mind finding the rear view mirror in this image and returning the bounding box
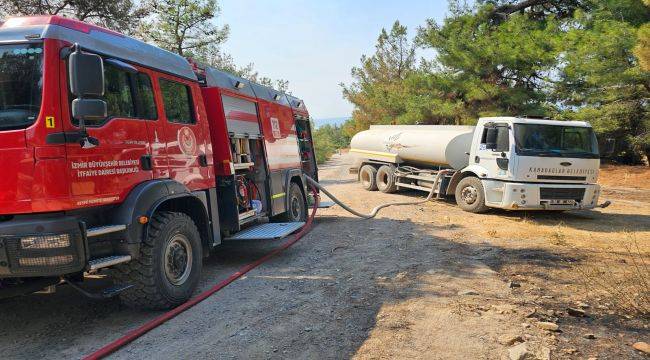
[68,45,105,149]
[69,48,104,97]
[71,98,107,122]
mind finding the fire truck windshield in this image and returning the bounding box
[0,43,43,131]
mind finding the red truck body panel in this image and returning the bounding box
[202,86,302,176]
[0,15,312,216]
[0,15,319,295]
[258,99,301,171]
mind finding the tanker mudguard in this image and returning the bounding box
[111,179,209,245]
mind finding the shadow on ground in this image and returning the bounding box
[0,213,645,359]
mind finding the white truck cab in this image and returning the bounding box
[350,117,607,213]
[467,117,602,211]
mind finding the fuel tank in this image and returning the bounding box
[350,125,475,170]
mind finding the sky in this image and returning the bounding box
[219,0,450,120]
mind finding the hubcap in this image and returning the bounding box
[461,185,478,205]
[291,195,302,219]
[164,234,192,286]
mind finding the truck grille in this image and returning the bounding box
[540,188,585,201]
[537,175,587,181]
[0,233,85,277]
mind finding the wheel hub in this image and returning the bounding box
[291,196,301,219]
[461,185,478,205]
[164,234,192,286]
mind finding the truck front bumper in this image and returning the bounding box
[483,180,601,211]
[0,216,87,278]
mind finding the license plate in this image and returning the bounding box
[549,199,575,205]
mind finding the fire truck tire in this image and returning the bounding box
[280,182,307,222]
[115,211,203,310]
[376,165,398,193]
[455,176,490,213]
[359,165,378,191]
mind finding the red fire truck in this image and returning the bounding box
[0,15,319,309]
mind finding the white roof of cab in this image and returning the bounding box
[479,117,592,127]
[0,16,197,81]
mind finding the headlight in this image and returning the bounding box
[20,234,71,249]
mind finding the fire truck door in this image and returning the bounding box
[156,76,211,190]
[136,72,169,179]
[259,102,301,216]
[62,61,153,207]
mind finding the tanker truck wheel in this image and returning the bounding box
[455,177,490,213]
[376,165,398,193]
[359,165,378,191]
[115,211,203,310]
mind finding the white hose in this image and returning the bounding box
[305,171,450,219]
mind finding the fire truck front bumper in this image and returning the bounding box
[0,216,87,278]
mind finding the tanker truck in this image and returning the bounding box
[350,117,610,213]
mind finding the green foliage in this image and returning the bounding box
[139,0,229,57]
[341,21,417,133]
[415,9,561,123]
[0,0,143,33]
[556,1,650,163]
[312,122,352,164]
[635,2,650,71]
[139,0,289,92]
[342,0,650,164]
[0,0,289,92]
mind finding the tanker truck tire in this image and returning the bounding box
[376,165,398,193]
[115,211,203,310]
[455,177,490,213]
[359,165,378,191]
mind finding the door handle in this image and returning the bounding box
[198,154,208,167]
[141,154,153,170]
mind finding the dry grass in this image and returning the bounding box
[598,165,650,189]
[573,234,650,318]
[547,222,568,246]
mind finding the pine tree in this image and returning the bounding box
[0,0,144,33]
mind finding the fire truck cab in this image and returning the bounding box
[0,16,318,309]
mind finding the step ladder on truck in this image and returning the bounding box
[0,15,322,309]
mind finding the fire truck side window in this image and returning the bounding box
[70,62,136,126]
[135,73,157,120]
[159,78,195,124]
[102,63,135,122]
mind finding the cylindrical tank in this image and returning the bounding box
[350,125,476,170]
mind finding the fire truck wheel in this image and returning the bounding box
[359,165,378,191]
[115,211,203,310]
[281,182,307,222]
[376,165,398,193]
[455,176,490,213]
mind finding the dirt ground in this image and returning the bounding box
[0,153,648,359]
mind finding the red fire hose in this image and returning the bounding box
[84,189,320,360]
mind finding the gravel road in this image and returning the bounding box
[1,152,647,360]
